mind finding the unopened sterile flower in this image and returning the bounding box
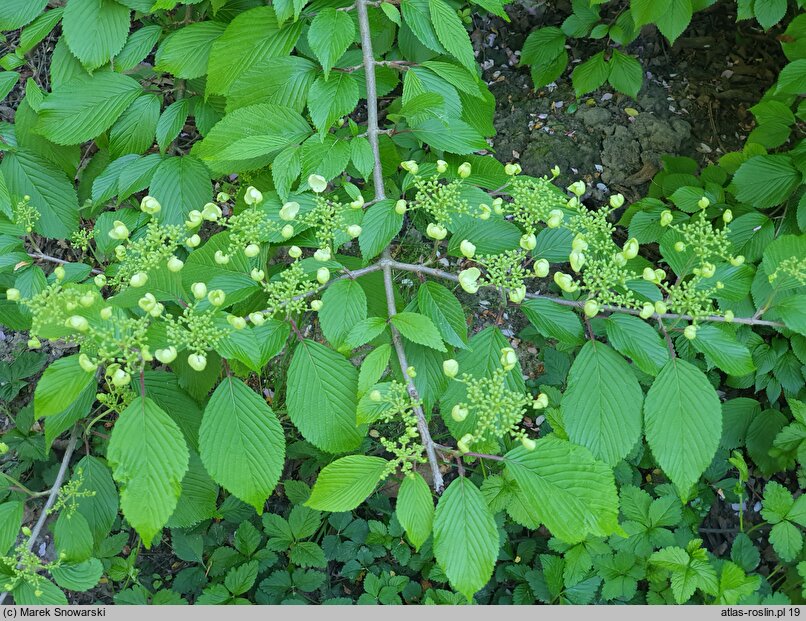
[202,202,222,221]
[314,247,331,262]
[443,359,459,378]
[458,267,481,293]
[460,239,476,258]
[244,244,260,257]
[244,186,263,205]
[426,223,447,240]
[279,201,300,221]
[317,267,330,284]
[140,196,161,215]
[519,233,537,251]
[500,347,518,371]
[457,162,472,178]
[308,174,328,193]
[534,259,550,278]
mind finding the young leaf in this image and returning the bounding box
[73,456,118,545]
[358,343,392,395]
[107,397,190,548]
[308,8,355,78]
[115,24,161,72]
[571,51,609,97]
[655,0,693,43]
[691,324,756,376]
[644,359,722,495]
[562,341,644,465]
[397,472,434,551]
[605,314,669,376]
[62,0,131,71]
[522,298,585,345]
[733,154,802,209]
[308,73,360,135]
[0,0,48,30]
[154,21,226,80]
[306,455,388,511]
[200,378,284,513]
[156,99,189,155]
[149,155,211,227]
[428,0,476,71]
[417,281,469,349]
[0,502,23,554]
[520,27,566,68]
[390,311,447,352]
[433,477,498,602]
[358,199,404,260]
[109,94,160,158]
[320,279,368,350]
[34,354,95,418]
[287,339,364,452]
[607,50,643,98]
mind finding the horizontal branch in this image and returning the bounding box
[28,252,104,275]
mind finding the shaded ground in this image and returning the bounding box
[475,1,784,201]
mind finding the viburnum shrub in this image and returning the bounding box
[0,0,804,607]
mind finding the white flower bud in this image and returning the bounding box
[227,315,247,330]
[519,233,537,251]
[698,196,710,210]
[214,251,230,265]
[108,221,130,240]
[140,196,161,215]
[583,299,599,318]
[569,250,585,272]
[201,202,222,221]
[660,210,674,227]
[188,353,207,371]
[504,162,522,176]
[191,282,207,299]
[155,347,177,364]
[308,174,328,193]
[500,347,518,371]
[394,199,407,215]
[458,267,481,294]
[571,236,588,252]
[138,293,157,312]
[280,224,295,239]
[244,244,260,257]
[244,186,263,205]
[521,437,536,451]
[79,354,97,373]
[550,165,561,177]
[436,160,448,173]
[217,192,230,202]
[700,262,716,279]
[112,368,131,387]
[567,181,586,196]
[730,255,745,266]
[347,225,362,238]
[426,223,447,240]
[250,268,265,281]
[509,286,526,304]
[288,245,302,259]
[370,389,383,402]
[622,238,639,260]
[639,302,655,319]
[451,404,468,422]
[546,209,563,228]
[100,306,113,320]
[459,239,476,259]
[349,196,365,209]
[130,272,148,288]
[54,266,66,281]
[314,247,331,262]
[723,209,733,223]
[642,267,657,282]
[724,310,735,323]
[684,325,698,340]
[400,160,419,174]
[457,433,473,453]
[553,272,578,293]
[316,267,330,284]
[654,301,667,315]
[310,299,323,311]
[167,256,184,272]
[249,312,265,326]
[443,359,459,378]
[279,201,300,221]
[533,393,549,409]
[94,274,107,287]
[534,259,550,278]
[208,290,226,307]
[5,288,20,301]
[457,162,472,178]
[186,234,201,248]
[609,194,625,209]
[478,204,491,220]
[185,210,203,229]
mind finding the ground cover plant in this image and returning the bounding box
[0,0,804,606]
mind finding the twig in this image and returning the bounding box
[28,252,104,275]
[0,427,80,605]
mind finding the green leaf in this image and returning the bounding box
[520,27,566,68]
[410,117,489,154]
[396,472,434,551]
[358,199,403,261]
[287,339,364,452]
[62,0,130,71]
[13,578,67,605]
[207,6,301,96]
[115,24,161,72]
[605,314,669,376]
[156,99,189,155]
[733,154,802,209]
[38,72,142,145]
[73,455,118,544]
[308,9,354,78]
[655,0,692,43]
[149,155,211,227]
[306,455,388,511]
[607,50,643,98]
[215,320,290,373]
[191,103,312,176]
[154,21,225,79]
[200,378,284,513]
[225,561,259,596]
[320,279,368,350]
[0,72,20,101]
[504,438,620,543]
[0,0,47,30]
[0,149,79,238]
[34,354,95,418]
[754,0,787,29]
[644,359,722,495]
[530,49,568,88]
[777,59,806,95]
[226,57,317,115]
[571,51,609,97]
[428,0,476,71]
[521,298,584,345]
[308,73,359,135]
[53,509,94,562]
[391,312,446,352]
[769,521,803,562]
[0,501,23,554]
[774,295,806,336]
[562,341,644,465]
[51,558,103,593]
[433,477,498,602]
[402,0,445,53]
[358,344,391,395]
[110,94,160,158]
[417,282,468,350]
[107,396,190,548]
[691,324,756,376]
[631,0,669,26]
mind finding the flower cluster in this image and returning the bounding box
[163,286,229,371]
[256,258,320,318]
[442,352,544,454]
[12,195,39,233]
[506,168,566,235]
[458,249,530,303]
[292,175,362,253]
[368,381,425,477]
